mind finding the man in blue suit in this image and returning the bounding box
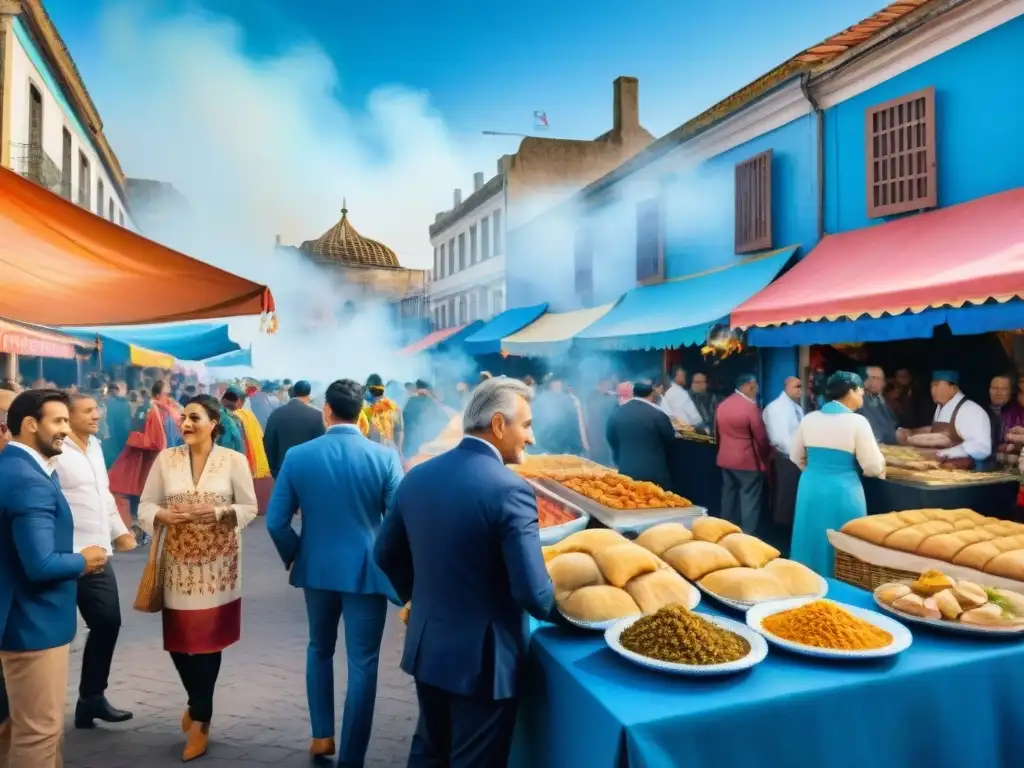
[375,376,561,767]
[266,378,403,766]
[0,389,108,765]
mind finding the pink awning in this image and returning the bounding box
[731,187,1024,328]
[398,324,468,356]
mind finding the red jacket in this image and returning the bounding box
[715,392,770,472]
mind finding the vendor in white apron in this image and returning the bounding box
[897,371,992,469]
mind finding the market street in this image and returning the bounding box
[63,519,418,767]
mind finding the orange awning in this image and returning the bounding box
[0,318,90,360]
[0,166,274,325]
[398,324,470,356]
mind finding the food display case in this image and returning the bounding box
[529,479,591,545]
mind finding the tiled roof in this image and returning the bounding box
[301,203,400,268]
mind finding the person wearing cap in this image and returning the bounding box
[263,381,325,478]
[898,371,992,468]
[715,374,770,533]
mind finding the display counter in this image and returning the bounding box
[669,437,721,515]
[509,579,1024,768]
[864,475,1020,521]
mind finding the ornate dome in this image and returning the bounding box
[302,202,400,268]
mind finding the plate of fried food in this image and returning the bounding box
[560,473,693,511]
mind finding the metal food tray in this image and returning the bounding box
[527,479,591,546]
[535,478,706,536]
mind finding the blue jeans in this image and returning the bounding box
[303,589,388,768]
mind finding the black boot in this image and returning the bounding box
[75,696,134,728]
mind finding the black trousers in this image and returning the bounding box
[170,652,222,723]
[770,450,801,526]
[408,682,519,768]
[77,563,122,699]
[720,469,764,534]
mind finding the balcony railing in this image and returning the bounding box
[10,142,63,196]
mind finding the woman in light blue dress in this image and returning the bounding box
[789,372,886,576]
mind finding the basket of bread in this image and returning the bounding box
[632,518,824,609]
[543,529,700,630]
[832,509,1024,593]
[874,569,1024,635]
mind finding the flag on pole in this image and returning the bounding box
[533,111,549,131]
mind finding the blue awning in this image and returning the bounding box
[63,322,240,360]
[434,320,486,352]
[746,299,1024,347]
[204,347,253,368]
[574,246,797,351]
[463,304,548,355]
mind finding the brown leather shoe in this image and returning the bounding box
[182,721,209,762]
[309,737,336,757]
[181,710,192,733]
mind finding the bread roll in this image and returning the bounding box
[624,569,697,614]
[882,520,955,553]
[690,517,741,543]
[662,541,740,581]
[547,528,629,558]
[894,510,931,526]
[547,552,604,593]
[992,534,1024,553]
[559,585,640,622]
[592,544,660,589]
[719,533,780,569]
[763,558,821,596]
[634,523,693,556]
[917,529,994,562]
[841,514,903,546]
[700,568,787,602]
[952,541,1001,573]
[919,509,965,524]
[984,550,1024,581]
[981,522,1018,538]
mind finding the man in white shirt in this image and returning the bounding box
[762,377,804,526]
[56,394,136,729]
[661,368,703,429]
[898,371,993,467]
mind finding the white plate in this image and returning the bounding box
[698,573,829,611]
[746,597,913,659]
[873,595,1024,637]
[559,583,701,631]
[604,612,768,675]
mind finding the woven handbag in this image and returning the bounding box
[133,522,167,613]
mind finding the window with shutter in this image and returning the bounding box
[635,198,663,284]
[734,149,772,254]
[866,87,937,218]
[574,227,594,306]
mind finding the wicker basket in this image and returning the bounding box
[834,549,922,592]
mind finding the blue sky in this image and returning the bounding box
[49,0,885,142]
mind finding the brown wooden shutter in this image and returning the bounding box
[635,198,664,284]
[866,86,937,218]
[735,149,773,254]
[574,227,593,306]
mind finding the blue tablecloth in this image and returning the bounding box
[510,580,1024,768]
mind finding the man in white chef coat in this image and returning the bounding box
[762,377,804,525]
[55,393,136,729]
[899,371,992,467]
[661,367,703,429]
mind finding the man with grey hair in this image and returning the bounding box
[858,365,898,445]
[375,376,560,766]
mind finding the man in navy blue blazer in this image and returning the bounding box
[0,389,108,765]
[266,378,403,766]
[375,376,561,767]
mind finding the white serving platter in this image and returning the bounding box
[605,612,768,676]
[872,595,1024,638]
[697,572,829,612]
[746,597,913,660]
[559,582,701,632]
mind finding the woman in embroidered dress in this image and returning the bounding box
[137,394,257,762]
[359,373,403,455]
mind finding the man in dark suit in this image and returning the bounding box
[375,377,560,767]
[266,379,403,763]
[606,379,675,489]
[0,390,108,765]
[402,380,449,458]
[715,374,771,533]
[263,380,325,478]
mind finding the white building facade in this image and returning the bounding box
[0,0,134,229]
[428,168,507,330]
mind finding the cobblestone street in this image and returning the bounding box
[63,519,417,767]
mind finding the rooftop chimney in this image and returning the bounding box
[453,188,462,207]
[497,154,513,176]
[473,172,484,191]
[274,234,281,246]
[435,212,444,223]
[613,76,639,136]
